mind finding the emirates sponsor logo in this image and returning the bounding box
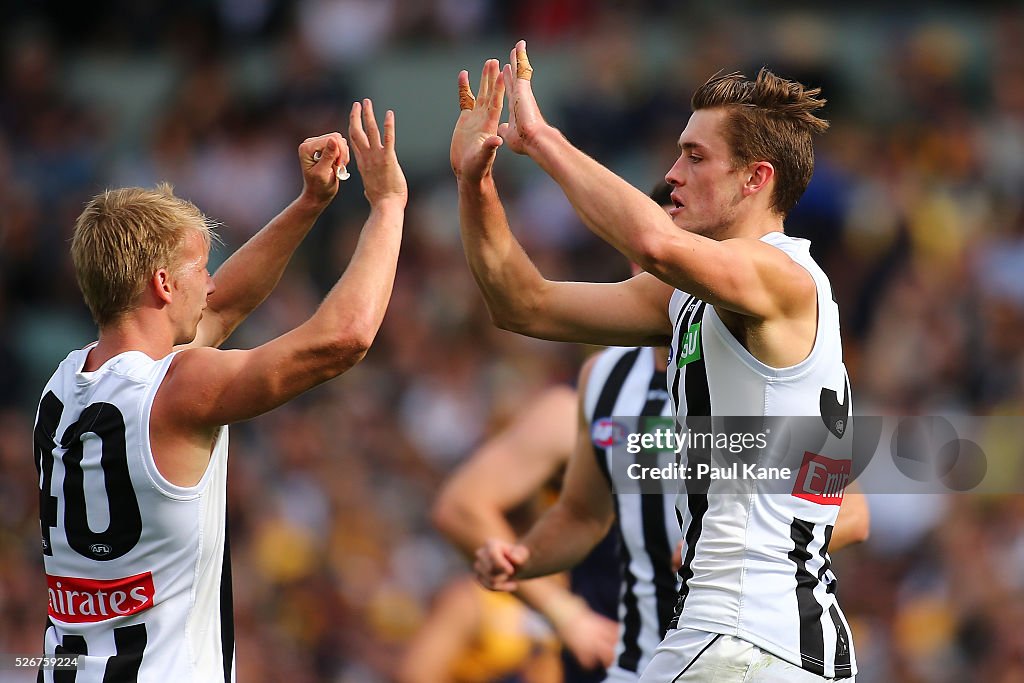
[792,451,850,505]
[46,572,155,623]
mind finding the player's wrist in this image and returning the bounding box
[543,592,587,632]
[295,188,334,214]
[522,123,562,158]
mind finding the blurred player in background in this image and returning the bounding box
[453,43,858,681]
[433,383,620,682]
[398,494,564,683]
[33,100,405,682]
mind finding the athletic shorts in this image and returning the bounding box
[639,628,856,682]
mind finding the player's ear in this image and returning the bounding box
[743,161,774,198]
[151,268,173,305]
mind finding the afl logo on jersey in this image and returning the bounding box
[90,543,113,557]
[591,418,627,448]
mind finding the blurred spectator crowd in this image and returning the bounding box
[2,2,1024,681]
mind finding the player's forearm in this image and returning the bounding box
[513,576,588,627]
[207,193,329,343]
[433,496,518,559]
[306,199,405,362]
[515,502,611,580]
[527,127,681,271]
[457,178,549,333]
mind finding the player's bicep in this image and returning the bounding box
[654,237,814,319]
[160,329,358,428]
[525,273,674,346]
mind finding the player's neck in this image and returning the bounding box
[86,314,175,371]
[725,209,785,241]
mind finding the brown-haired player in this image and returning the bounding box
[453,43,857,682]
[34,100,405,681]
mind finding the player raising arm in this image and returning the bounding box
[34,100,405,682]
[453,43,860,681]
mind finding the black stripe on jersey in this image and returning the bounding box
[590,347,642,671]
[54,628,85,683]
[817,524,837,594]
[618,366,673,672]
[789,518,826,676]
[817,525,853,676]
[220,518,235,682]
[828,605,853,677]
[102,623,147,683]
[673,302,711,624]
[591,348,643,486]
[669,296,697,413]
[639,372,677,639]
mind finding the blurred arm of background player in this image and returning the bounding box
[473,356,618,586]
[395,579,482,683]
[180,126,350,350]
[831,484,870,550]
[451,59,674,348]
[433,385,618,670]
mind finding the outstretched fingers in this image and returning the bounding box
[362,99,382,149]
[514,39,533,81]
[349,101,369,150]
[382,109,395,151]
[458,70,475,111]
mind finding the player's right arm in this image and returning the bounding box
[154,101,406,432]
[475,355,617,588]
[452,60,673,347]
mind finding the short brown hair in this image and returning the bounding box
[71,183,215,326]
[691,68,829,216]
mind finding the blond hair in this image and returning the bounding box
[71,183,215,326]
[691,68,829,216]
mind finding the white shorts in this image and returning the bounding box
[639,628,856,682]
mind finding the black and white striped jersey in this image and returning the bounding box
[34,346,235,682]
[585,346,683,681]
[666,232,856,679]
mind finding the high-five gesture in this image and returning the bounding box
[498,40,549,156]
[451,59,506,183]
[349,99,407,207]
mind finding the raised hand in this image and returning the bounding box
[498,40,549,156]
[474,538,529,591]
[299,132,350,205]
[451,58,506,183]
[349,99,408,207]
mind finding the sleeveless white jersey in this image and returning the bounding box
[584,347,682,681]
[665,232,856,679]
[33,347,234,683]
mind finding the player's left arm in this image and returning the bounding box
[510,355,617,581]
[830,483,869,551]
[499,41,814,320]
[185,133,350,349]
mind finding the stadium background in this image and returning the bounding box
[2,1,1023,681]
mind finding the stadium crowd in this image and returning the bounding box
[2,2,1024,681]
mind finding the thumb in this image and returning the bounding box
[320,138,338,163]
[484,135,503,150]
[508,544,529,566]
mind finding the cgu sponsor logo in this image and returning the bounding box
[46,572,155,624]
[792,451,850,505]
